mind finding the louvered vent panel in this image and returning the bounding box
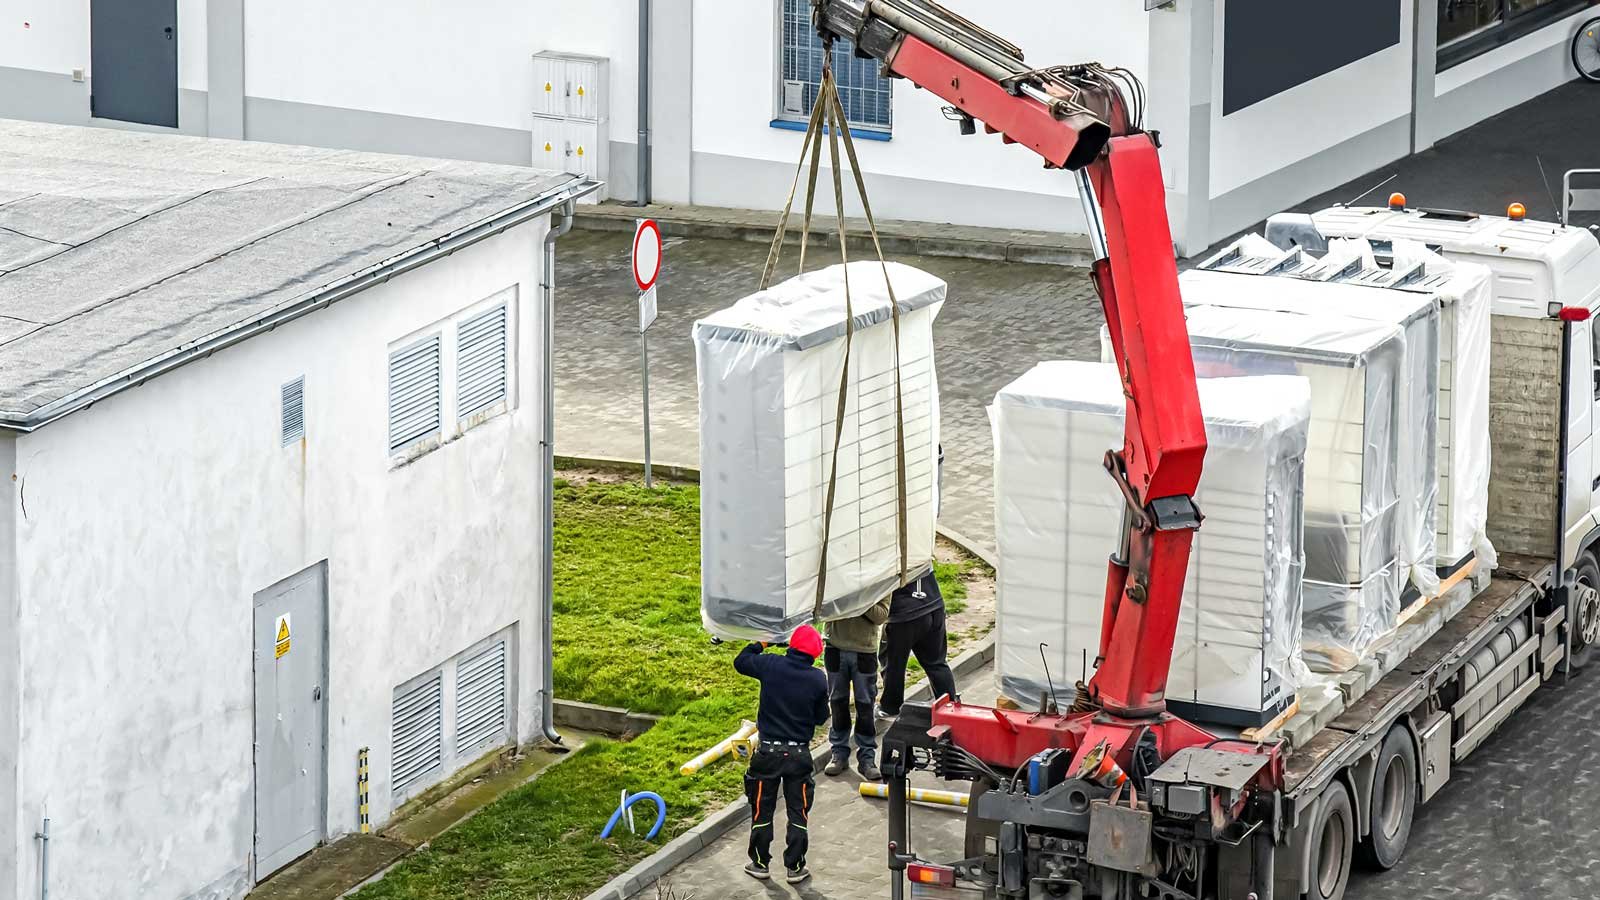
[391,674,443,793]
[457,305,509,418]
[281,377,305,445]
[455,640,509,752]
[389,336,441,453]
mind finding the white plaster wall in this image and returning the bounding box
[0,434,17,900]
[7,222,548,900]
[1208,0,1414,199]
[688,0,1150,209]
[0,0,207,89]
[244,0,639,143]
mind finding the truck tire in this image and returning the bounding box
[1570,553,1600,672]
[1356,726,1417,870]
[1305,782,1354,900]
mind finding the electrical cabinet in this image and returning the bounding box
[532,51,609,202]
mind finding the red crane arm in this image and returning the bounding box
[814,0,1207,717]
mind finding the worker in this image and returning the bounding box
[734,623,830,884]
[878,572,957,718]
[823,595,890,781]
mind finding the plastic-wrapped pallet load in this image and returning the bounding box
[1127,305,1408,672]
[1180,247,1442,599]
[695,261,944,641]
[993,361,1310,726]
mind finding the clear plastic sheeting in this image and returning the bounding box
[1176,264,1442,598]
[1160,305,1408,673]
[695,261,945,641]
[992,362,1309,724]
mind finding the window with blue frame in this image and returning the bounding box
[777,0,892,133]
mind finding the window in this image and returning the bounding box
[388,335,442,455]
[457,303,509,420]
[1438,0,1587,69]
[280,377,305,446]
[777,0,892,132]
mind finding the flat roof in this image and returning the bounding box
[0,118,590,428]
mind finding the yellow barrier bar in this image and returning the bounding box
[858,782,970,807]
[680,720,758,775]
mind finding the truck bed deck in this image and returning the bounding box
[1283,553,1553,799]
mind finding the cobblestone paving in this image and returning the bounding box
[554,228,1102,555]
[555,229,1600,900]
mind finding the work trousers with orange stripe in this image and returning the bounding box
[745,746,816,870]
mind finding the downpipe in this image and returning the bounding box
[34,818,49,900]
[539,200,578,749]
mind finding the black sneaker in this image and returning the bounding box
[858,758,882,781]
[876,706,897,722]
[823,753,849,776]
[786,864,812,884]
[744,861,770,880]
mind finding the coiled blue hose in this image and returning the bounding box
[601,790,666,841]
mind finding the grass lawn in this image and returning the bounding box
[353,475,980,900]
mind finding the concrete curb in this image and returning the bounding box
[573,201,1093,269]
[555,454,999,565]
[554,698,661,738]
[582,632,997,900]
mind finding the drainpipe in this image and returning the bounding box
[632,0,652,206]
[34,818,49,900]
[539,199,577,749]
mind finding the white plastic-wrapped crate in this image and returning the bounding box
[1166,305,1408,673]
[1180,252,1441,598]
[695,261,944,641]
[993,361,1309,726]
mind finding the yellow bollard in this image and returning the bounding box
[858,782,970,807]
[680,720,758,775]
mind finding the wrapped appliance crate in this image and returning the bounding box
[694,261,944,641]
[993,361,1310,726]
[1180,254,1441,598]
[1170,305,1409,673]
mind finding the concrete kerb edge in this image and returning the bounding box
[564,455,998,900]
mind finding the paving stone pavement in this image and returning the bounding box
[554,228,1102,554]
[555,229,1600,899]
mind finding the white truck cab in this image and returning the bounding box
[1270,204,1600,588]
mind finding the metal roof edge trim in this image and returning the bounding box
[0,177,603,433]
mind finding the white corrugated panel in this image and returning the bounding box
[391,674,442,794]
[458,304,508,418]
[455,641,509,752]
[388,336,441,453]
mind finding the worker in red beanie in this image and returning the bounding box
[734,624,829,884]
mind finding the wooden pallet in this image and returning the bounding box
[1396,557,1479,628]
[1241,698,1300,743]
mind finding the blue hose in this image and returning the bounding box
[601,791,667,841]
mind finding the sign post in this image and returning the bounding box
[632,219,663,487]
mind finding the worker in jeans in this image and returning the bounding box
[823,595,891,781]
[734,624,830,884]
[878,571,957,717]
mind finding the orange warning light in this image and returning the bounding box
[1508,202,1527,221]
[1388,192,1407,210]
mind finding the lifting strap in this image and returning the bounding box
[760,63,912,624]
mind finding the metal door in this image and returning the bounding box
[89,0,178,127]
[253,564,327,878]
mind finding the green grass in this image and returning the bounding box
[353,475,984,899]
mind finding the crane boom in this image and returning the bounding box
[814,0,1205,717]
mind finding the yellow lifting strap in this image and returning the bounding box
[759,64,913,624]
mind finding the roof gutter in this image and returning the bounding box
[0,176,603,434]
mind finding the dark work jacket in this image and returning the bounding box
[888,572,943,624]
[734,644,830,744]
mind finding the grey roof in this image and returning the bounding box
[0,118,590,428]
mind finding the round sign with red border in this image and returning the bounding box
[632,219,662,293]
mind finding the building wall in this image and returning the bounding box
[5,222,548,900]
[0,435,17,900]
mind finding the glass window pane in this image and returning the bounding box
[779,0,892,130]
[1438,0,1503,45]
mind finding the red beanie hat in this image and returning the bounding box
[789,624,823,660]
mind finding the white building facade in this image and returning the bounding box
[0,122,592,900]
[0,0,1588,253]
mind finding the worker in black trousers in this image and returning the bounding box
[878,572,957,716]
[734,623,830,884]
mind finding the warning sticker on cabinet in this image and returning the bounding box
[275,613,292,659]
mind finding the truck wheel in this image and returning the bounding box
[1356,726,1417,870]
[1570,553,1600,671]
[1305,783,1353,900]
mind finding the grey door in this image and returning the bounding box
[253,564,328,878]
[89,0,178,127]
